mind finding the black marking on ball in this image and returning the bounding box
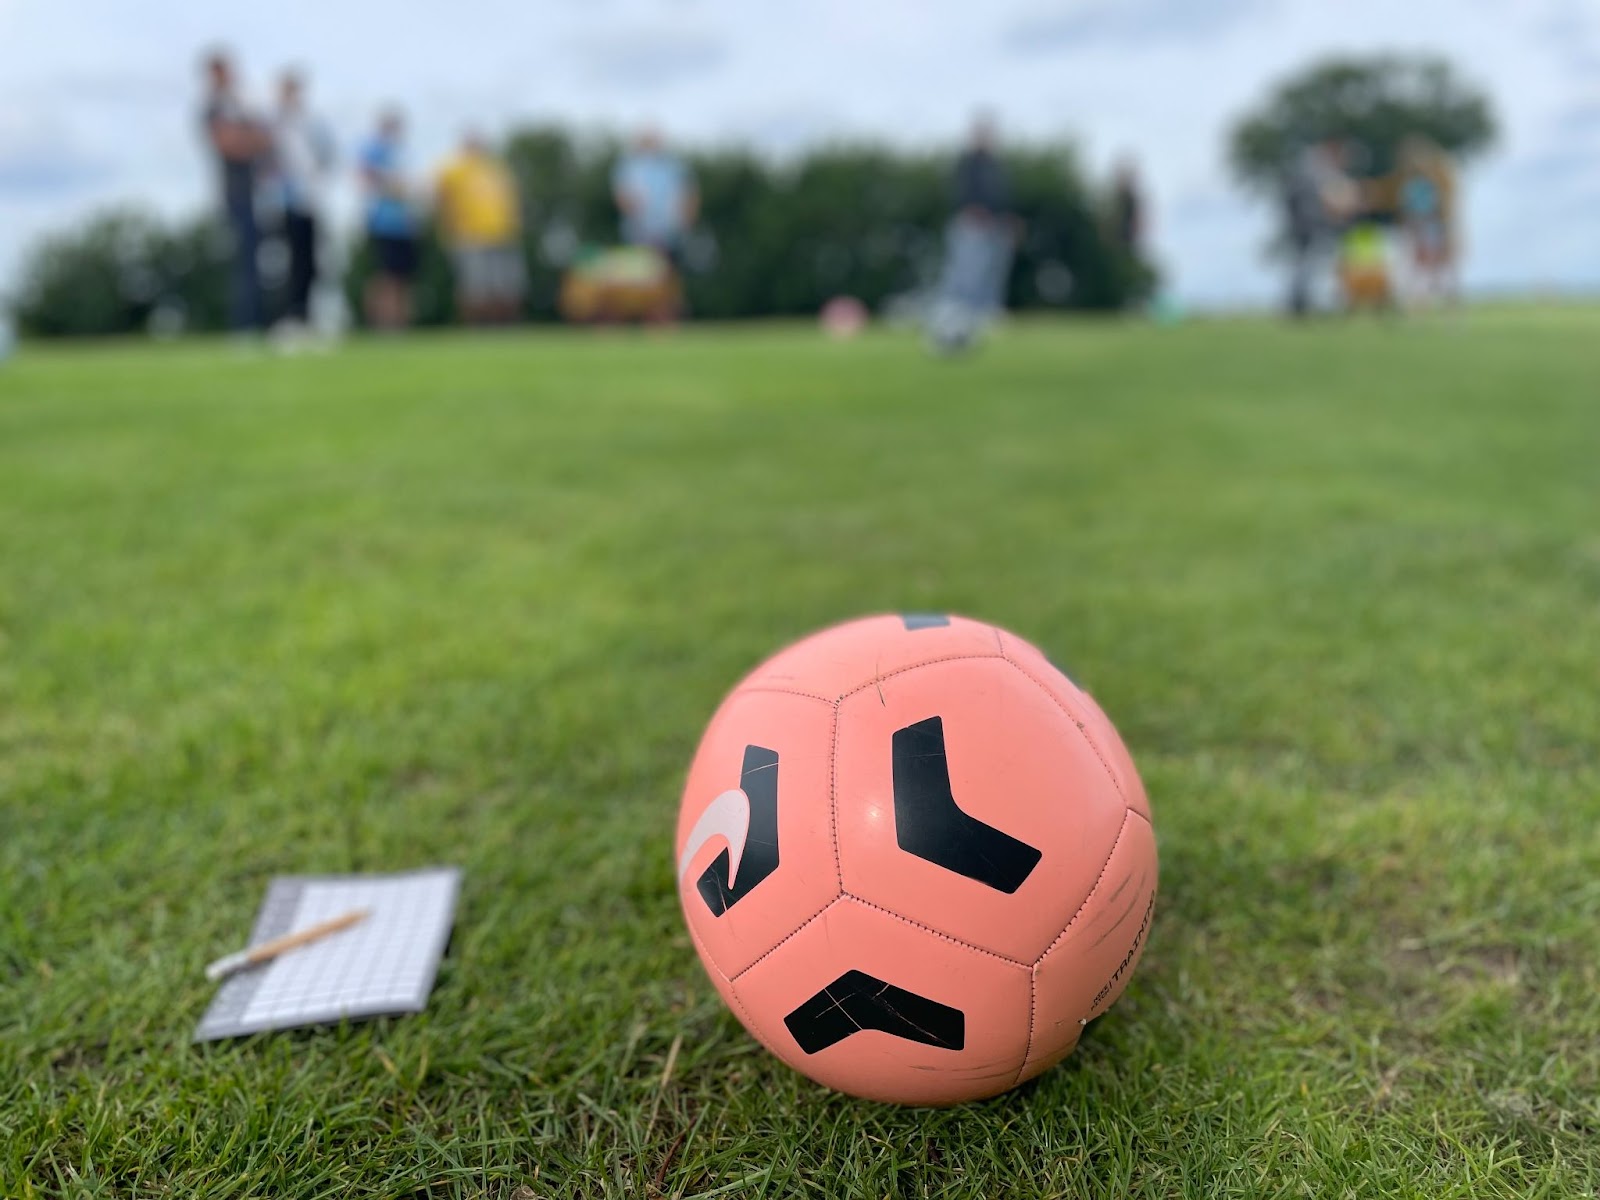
[784,970,965,1054]
[900,613,951,630]
[697,744,780,916]
[891,716,1042,893]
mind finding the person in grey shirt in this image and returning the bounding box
[1282,137,1358,318]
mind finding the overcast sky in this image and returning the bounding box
[1,0,1597,307]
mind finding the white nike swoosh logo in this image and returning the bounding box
[678,788,751,888]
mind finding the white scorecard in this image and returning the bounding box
[195,867,461,1041]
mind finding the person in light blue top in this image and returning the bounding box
[359,109,418,329]
[611,128,698,266]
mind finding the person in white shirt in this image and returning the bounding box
[272,70,336,328]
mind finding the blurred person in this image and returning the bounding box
[271,70,336,340]
[953,116,1014,224]
[359,109,419,330]
[612,127,697,317]
[1395,136,1459,310]
[1282,137,1359,318]
[949,115,1018,313]
[1110,156,1145,259]
[926,115,1018,352]
[435,132,525,325]
[200,50,272,333]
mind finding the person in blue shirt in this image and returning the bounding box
[359,109,418,329]
[612,128,698,271]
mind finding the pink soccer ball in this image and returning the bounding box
[675,614,1158,1105]
[820,295,869,339]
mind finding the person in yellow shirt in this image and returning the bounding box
[435,133,525,325]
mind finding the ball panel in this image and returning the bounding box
[677,688,842,978]
[687,899,829,1071]
[997,630,1152,822]
[737,613,1003,702]
[1078,689,1152,822]
[834,656,1127,962]
[730,896,1031,1105]
[1019,809,1157,1083]
[684,903,745,1019]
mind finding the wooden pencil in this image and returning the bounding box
[204,909,371,982]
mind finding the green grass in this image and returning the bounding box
[2,313,1598,1199]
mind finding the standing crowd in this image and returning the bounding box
[1281,134,1460,318]
[199,49,699,341]
[199,48,1150,351]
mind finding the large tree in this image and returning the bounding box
[1228,55,1497,190]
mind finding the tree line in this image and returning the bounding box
[11,126,1153,338]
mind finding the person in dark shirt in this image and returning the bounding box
[1111,157,1144,257]
[928,116,1018,352]
[952,116,1012,222]
[200,51,271,333]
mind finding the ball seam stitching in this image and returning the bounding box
[1000,654,1130,808]
[735,685,837,705]
[685,913,728,984]
[827,699,844,891]
[728,894,842,983]
[1032,808,1133,967]
[1014,970,1037,1089]
[839,893,1032,969]
[836,651,1006,702]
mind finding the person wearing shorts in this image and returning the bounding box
[449,245,525,322]
[435,133,525,325]
[359,109,418,330]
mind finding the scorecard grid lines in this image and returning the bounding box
[194,868,460,1041]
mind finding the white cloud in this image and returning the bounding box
[0,0,1596,306]
[572,28,727,89]
[1004,0,1270,52]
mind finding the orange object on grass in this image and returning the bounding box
[675,614,1158,1105]
[558,245,681,323]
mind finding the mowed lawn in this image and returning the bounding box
[2,312,1598,1199]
